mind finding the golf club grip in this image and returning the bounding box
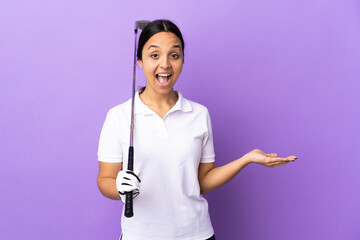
[125,146,134,218]
[124,191,133,217]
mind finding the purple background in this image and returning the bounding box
[1,0,359,239]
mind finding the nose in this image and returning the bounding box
[160,56,170,69]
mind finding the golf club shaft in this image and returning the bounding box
[125,20,150,218]
[124,27,138,218]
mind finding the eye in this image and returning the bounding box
[171,54,179,59]
[151,54,159,58]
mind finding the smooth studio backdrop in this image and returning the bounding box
[1,0,359,239]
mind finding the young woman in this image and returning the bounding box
[97,19,297,240]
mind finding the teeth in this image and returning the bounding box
[157,73,171,77]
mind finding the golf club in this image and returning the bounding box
[125,20,151,218]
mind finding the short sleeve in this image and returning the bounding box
[97,109,123,163]
[200,109,215,163]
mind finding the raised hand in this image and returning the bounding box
[245,149,297,168]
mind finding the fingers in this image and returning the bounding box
[119,188,140,204]
[118,177,140,192]
[268,161,288,168]
[126,170,141,183]
[266,153,278,158]
[286,156,297,162]
[269,155,297,163]
[118,170,141,183]
[119,184,139,193]
[265,154,296,164]
[267,157,286,163]
[266,155,298,168]
[134,169,141,177]
[116,169,142,203]
[116,170,142,194]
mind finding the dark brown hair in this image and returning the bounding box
[137,19,185,61]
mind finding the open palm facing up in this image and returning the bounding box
[245,149,297,168]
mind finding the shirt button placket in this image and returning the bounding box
[158,118,168,138]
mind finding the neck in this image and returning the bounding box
[139,88,178,109]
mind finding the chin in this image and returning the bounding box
[157,88,175,95]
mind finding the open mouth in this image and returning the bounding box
[156,73,172,87]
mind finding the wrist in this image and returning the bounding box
[241,153,252,165]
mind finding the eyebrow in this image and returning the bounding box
[147,45,182,50]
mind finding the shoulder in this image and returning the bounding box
[180,95,214,132]
[106,98,132,120]
[181,94,210,116]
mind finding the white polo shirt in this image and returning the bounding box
[97,91,215,240]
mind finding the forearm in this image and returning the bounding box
[200,155,251,195]
[97,177,121,200]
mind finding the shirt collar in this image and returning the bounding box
[134,91,192,115]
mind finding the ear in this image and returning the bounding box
[137,59,143,68]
